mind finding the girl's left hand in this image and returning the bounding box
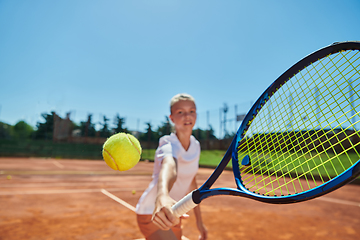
[197,222,208,240]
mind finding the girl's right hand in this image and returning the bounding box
[151,194,179,230]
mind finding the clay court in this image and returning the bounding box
[0,157,359,240]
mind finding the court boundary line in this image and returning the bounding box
[52,160,64,169]
[101,189,136,212]
[100,189,190,240]
[318,196,360,207]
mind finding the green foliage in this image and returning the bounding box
[34,112,55,140]
[140,116,173,142]
[99,116,111,138]
[80,114,96,137]
[113,114,128,133]
[0,138,102,159]
[0,122,13,139]
[193,125,217,140]
[13,121,34,139]
[140,122,159,142]
[157,116,171,136]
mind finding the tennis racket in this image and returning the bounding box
[172,41,360,217]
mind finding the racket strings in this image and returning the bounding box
[248,85,360,194]
[252,65,360,189]
[239,116,358,195]
[268,51,358,190]
[237,49,360,196]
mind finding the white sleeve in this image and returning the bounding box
[155,137,174,163]
[157,142,173,158]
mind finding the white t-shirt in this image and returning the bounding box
[135,133,200,215]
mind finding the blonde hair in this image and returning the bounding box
[170,93,196,113]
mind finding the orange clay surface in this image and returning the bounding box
[0,157,359,240]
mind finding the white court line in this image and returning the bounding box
[101,189,136,212]
[318,196,360,207]
[101,190,191,240]
[52,160,64,169]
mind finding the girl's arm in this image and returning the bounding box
[151,155,179,230]
[191,176,208,240]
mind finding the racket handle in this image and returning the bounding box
[171,191,198,218]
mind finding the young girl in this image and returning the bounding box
[136,93,208,240]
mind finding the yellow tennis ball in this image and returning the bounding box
[102,132,142,171]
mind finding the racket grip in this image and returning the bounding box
[171,191,198,218]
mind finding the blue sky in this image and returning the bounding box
[0,0,359,137]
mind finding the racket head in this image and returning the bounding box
[232,41,360,203]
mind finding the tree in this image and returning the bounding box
[34,112,55,140]
[13,120,34,139]
[192,125,217,140]
[99,115,111,138]
[0,122,13,139]
[113,114,128,133]
[207,125,217,139]
[80,114,96,137]
[157,116,171,137]
[140,122,158,142]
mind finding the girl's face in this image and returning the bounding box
[169,100,197,134]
